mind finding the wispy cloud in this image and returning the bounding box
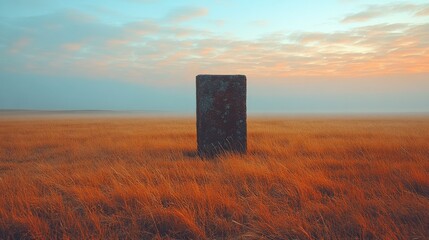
[415,6,429,16]
[342,3,429,23]
[165,6,208,23]
[8,38,31,54]
[62,43,83,52]
[1,8,428,85]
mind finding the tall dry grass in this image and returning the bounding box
[0,116,428,239]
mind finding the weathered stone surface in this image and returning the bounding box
[196,75,247,157]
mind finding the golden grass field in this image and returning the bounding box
[0,116,428,239]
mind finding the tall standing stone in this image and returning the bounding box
[196,75,247,157]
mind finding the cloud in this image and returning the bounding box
[415,6,429,16]
[1,9,428,86]
[124,20,209,38]
[342,3,429,23]
[3,9,118,51]
[8,38,31,53]
[62,43,83,52]
[166,6,208,23]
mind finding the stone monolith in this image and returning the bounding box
[196,75,247,157]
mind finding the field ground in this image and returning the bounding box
[0,116,428,239]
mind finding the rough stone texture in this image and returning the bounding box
[196,75,247,157]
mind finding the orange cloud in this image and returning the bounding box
[8,38,31,54]
[2,9,428,85]
[166,6,208,23]
[342,3,429,23]
[62,43,83,52]
[415,6,429,16]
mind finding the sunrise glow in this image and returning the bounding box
[1,0,428,113]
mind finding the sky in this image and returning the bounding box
[0,0,428,114]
